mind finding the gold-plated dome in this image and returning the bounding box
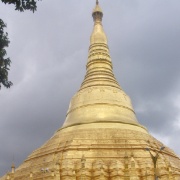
[62,1,144,129]
[1,1,180,180]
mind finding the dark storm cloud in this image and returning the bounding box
[110,0,180,155]
[1,0,180,176]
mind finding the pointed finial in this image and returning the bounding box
[11,162,15,173]
[92,0,103,22]
[11,155,15,173]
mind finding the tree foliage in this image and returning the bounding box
[0,19,12,89]
[1,0,39,12]
[0,0,39,89]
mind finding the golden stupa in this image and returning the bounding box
[1,1,180,179]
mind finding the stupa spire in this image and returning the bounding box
[62,1,143,129]
[82,0,119,89]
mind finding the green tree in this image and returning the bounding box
[1,0,39,12]
[0,0,40,89]
[0,19,12,89]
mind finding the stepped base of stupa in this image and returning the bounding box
[2,123,179,180]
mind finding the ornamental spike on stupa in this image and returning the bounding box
[1,1,180,179]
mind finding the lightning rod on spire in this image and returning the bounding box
[96,0,99,5]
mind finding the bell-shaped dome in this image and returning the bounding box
[62,1,145,130]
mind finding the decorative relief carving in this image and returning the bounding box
[11,127,180,179]
[109,160,124,179]
[93,160,109,180]
[75,156,92,180]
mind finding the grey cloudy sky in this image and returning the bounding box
[1,0,180,176]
